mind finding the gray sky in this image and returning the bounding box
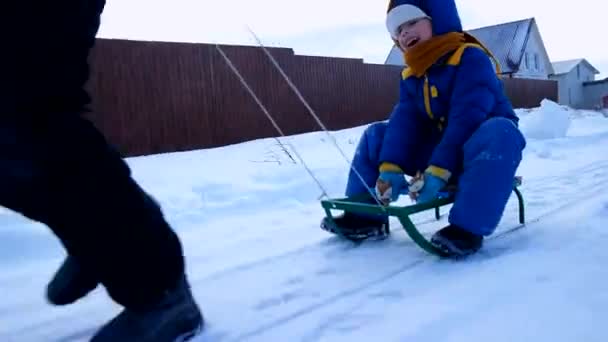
[98,0,606,78]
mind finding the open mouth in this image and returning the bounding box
[406,37,420,48]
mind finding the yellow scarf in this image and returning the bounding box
[403,32,466,77]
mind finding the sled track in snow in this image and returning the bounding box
[226,221,529,342]
[191,214,441,284]
[43,160,608,342]
[197,159,608,285]
[227,171,608,342]
[225,258,425,342]
[225,221,522,342]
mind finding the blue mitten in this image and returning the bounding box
[375,163,407,203]
[416,166,450,203]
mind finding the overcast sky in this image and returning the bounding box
[97,0,606,78]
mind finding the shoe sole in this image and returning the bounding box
[174,323,203,342]
[320,220,389,241]
[430,236,480,259]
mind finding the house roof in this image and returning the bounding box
[583,77,608,86]
[385,17,549,75]
[467,18,534,74]
[384,46,402,65]
[551,58,600,75]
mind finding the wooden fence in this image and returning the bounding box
[85,38,557,157]
[501,77,558,109]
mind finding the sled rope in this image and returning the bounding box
[215,44,329,199]
[244,27,387,210]
[212,44,296,165]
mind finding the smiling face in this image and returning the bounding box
[396,18,433,52]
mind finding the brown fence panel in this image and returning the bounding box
[502,77,558,108]
[86,39,218,156]
[85,38,555,157]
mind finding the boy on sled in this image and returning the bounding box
[321,0,526,258]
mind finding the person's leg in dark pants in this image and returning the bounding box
[0,1,203,340]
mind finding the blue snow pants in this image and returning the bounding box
[345,117,526,236]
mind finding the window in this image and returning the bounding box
[568,88,572,105]
[524,53,529,69]
[534,54,539,70]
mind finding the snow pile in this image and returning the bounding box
[566,108,608,137]
[518,99,571,140]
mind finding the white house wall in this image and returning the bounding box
[513,24,550,79]
[551,74,570,106]
[550,64,599,108]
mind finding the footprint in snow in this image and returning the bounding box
[254,289,320,311]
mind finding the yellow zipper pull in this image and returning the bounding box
[423,74,434,120]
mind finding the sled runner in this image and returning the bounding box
[321,177,525,257]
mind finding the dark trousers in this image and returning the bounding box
[0,1,185,308]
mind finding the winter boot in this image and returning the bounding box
[46,255,99,305]
[90,275,204,342]
[430,224,483,258]
[321,212,389,241]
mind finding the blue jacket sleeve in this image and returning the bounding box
[378,78,421,170]
[428,47,498,174]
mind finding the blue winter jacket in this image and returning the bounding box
[379,0,519,176]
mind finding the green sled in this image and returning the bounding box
[320,177,525,257]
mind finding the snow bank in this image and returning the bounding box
[518,99,571,140]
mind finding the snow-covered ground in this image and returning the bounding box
[1,100,608,341]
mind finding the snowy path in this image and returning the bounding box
[1,103,607,341]
[191,158,608,342]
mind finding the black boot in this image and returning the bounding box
[46,255,99,305]
[321,212,389,241]
[90,276,204,342]
[430,224,483,258]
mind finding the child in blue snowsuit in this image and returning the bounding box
[321,0,526,257]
